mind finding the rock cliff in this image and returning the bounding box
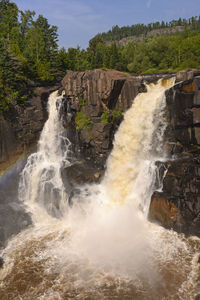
[0,84,59,173]
[150,69,200,237]
[61,69,171,168]
[0,84,59,248]
[61,69,200,237]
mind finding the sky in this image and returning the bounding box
[14,0,200,49]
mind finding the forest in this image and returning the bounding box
[1,0,200,112]
[97,16,200,41]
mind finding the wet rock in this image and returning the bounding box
[62,161,104,187]
[0,160,32,248]
[61,69,166,167]
[0,84,60,172]
[150,75,200,237]
[0,257,3,268]
[62,69,200,236]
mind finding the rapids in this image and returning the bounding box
[0,80,199,300]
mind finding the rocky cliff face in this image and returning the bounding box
[61,70,144,170]
[150,70,200,237]
[61,69,172,169]
[0,84,59,248]
[0,85,59,173]
[62,69,200,237]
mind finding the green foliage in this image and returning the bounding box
[1,0,200,114]
[101,111,110,124]
[112,109,123,120]
[79,94,86,106]
[11,90,19,100]
[101,109,122,124]
[0,97,10,111]
[96,16,200,42]
[36,61,54,82]
[60,15,200,74]
[75,111,92,131]
[0,0,60,112]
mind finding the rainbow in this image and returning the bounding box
[0,146,36,189]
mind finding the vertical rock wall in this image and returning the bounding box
[0,85,59,173]
[61,69,146,168]
[150,70,200,236]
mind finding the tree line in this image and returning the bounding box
[1,0,200,112]
[0,0,61,111]
[61,29,200,73]
[97,16,200,41]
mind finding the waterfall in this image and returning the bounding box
[103,78,174,213]
[0,79,199,300]
[19,78,174,220]
[18,91,72,220]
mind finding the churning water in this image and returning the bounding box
[0,81,199,300]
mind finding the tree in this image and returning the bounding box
[0,0,18,39]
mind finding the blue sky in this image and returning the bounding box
[14,0,200,49]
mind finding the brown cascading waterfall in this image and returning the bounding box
[0,79,199,300]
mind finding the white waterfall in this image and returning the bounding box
[0,78,199,300]
[103,79,174,213]
[18,91,71,220]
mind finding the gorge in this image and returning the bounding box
[0,69,199,299]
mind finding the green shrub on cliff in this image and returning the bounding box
[0,96,10,112]
[75,111,92,131]
[101,111,110,124]
[79,94,87,106]
[112,109,123,120]
[101,109,123,125]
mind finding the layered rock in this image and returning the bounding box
[150,70,200,236]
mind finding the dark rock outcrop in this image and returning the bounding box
[150,71,200,237]
[61,69,144,167]
[0,257,3,268]
[0,84,60,173]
